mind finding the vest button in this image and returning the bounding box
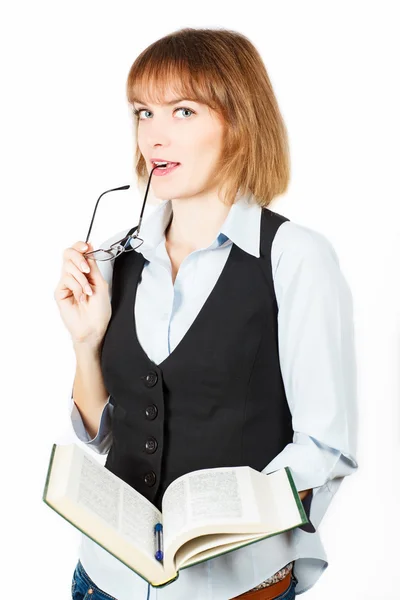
[145,404,158,420]
[144,471,156,486]
[143,371,158,387]
[145,437,158,453]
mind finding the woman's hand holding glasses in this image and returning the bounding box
[53,240,112,349]
[53,167,160,349]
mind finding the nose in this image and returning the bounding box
[145,121,174,149]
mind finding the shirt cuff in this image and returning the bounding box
[262,433,358,532]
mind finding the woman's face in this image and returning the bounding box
[133,91,225,201]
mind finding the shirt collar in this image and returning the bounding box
[132,191,261,258]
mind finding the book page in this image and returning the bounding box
[67,446,162,561]
[174,532,264,570]
[162,466,259,550]
[188,469,245,521]
[72,452,121,528]
[120,485,161,560]
[249,468,305,530]
[161,476,188,547]
[177,532,268,570]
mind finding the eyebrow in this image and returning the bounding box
[132,97,195,106]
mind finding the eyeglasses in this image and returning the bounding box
[82,162,167,261]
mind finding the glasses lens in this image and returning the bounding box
[129,237,144,250]
[85,237,143,261]
[112,236,143,252]
[86,247,123,261]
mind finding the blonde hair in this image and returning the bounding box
[126,27,290,207]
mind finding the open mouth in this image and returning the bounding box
[152,161,180,169]
[151,161,181,176]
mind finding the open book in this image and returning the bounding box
[42,443,309,587]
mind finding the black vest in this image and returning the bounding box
[100,207,292,512]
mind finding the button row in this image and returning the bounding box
[142,372,159,486]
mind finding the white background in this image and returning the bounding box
[1,2,399,598]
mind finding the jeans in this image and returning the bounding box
[71,560,118,600]
[71,559,298,599]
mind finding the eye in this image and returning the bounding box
[175,107,195,119]
[132,107,195,120]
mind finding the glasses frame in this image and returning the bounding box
[83,162,165,261]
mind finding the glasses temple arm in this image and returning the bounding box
[85,185,130,244]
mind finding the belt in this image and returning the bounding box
[230,570,292,600]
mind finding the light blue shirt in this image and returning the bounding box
[68,192,358,599]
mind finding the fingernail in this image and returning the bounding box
[85,285,92,296]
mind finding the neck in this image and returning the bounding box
[165,191,232,251]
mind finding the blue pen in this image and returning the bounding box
[154,522,163,562]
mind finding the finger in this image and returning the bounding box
[63,240,91,258]
[82,243,105,280]
[64,259,93,297]
[55,273,86,305]
[63,241,90,272]
[62,242,103,285]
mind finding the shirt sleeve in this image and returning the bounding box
[69,388,114,455]
[262,221,359,532]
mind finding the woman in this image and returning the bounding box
[54,27,358,600]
